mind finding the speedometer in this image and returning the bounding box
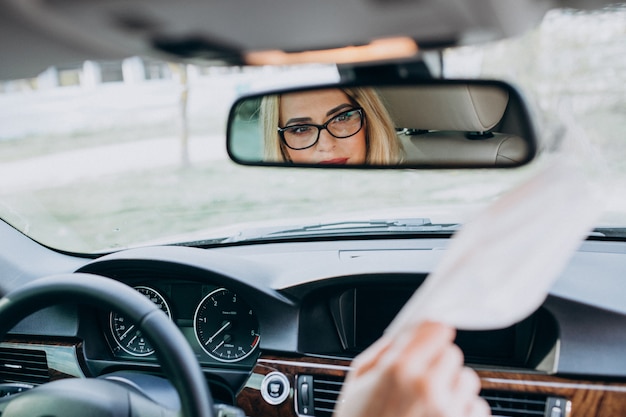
[109,286,172,356]
[194,288,260,362]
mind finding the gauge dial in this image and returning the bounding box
[194,288,260,362]
[109,286,172,356]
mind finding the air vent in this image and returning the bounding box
[0,347,50,385]
[481,390,568,417]
[312,376,343,417]
[299,375,568,417]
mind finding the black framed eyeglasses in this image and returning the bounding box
[278,108,364,150]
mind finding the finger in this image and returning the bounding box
[420,343,464,390]
[449,366,481,396]
[407,334,463,391]
[400,343,463,415]
[365,322,457,414]
[451,367,484,416]
[460,369,491,417]
[467,396,492,417]
[382,321,456,375]
[350,335,393,377]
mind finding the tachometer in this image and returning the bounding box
[109,286,172,356]
[194,288,260,362]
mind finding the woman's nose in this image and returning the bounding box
[316,128,336,150]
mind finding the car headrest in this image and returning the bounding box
[398,131,529,167]
[380,85,509,132]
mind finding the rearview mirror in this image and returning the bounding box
[227,80,538,168]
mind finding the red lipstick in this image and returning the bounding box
[319,158,349,165]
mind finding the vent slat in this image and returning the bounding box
[314,398,338,405]
[1,371,48,378]
[481,390,548,417]
[314,407,336,414]
[1,355,46,363]
[0,348,50,385]
[1,363,46,369]
[313,379,343,386]
[313,388,340,395]
[483,395,546,405]
[491,408,545,416]
[490,409,545,415]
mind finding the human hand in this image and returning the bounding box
[334,321,491,417]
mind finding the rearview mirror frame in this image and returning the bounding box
[226,78,539,169]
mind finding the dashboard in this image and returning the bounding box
[3,236,626,416]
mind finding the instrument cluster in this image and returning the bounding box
[106,283,261,364]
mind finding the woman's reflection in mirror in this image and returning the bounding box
[262,88,404,165]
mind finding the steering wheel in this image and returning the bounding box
[0,273,214,417]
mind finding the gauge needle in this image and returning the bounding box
[207,321,231,344]
[127,335,137,347]
[120,324,135,340]
[212,340,225,353]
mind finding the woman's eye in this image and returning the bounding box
[287,126,313,136]
[332,110,357,124]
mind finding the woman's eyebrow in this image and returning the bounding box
[284,103,353,126]
[326,103,353,117]
[284,116,312,126]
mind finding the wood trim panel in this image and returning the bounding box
[478,370,626,417]
[237,355,626,417]
[237,355,351,417]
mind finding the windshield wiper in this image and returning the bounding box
[178,224,624,248]
[222,218,460,243]
[590,227,626,239]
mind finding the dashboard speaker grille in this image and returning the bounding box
[307,376,557,417]
[0,347,50,385]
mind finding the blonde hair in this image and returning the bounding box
[262,87,403,164]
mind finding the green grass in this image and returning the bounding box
[0,156,544,252]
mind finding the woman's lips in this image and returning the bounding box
[319,158,349,165]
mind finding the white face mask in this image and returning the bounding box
[386,154,602,333]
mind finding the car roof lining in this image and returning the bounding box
[0,0,553,80]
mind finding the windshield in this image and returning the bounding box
[1,7,624,253]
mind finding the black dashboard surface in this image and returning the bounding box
[7,237,626,383]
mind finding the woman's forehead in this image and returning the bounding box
[280,89,351,119]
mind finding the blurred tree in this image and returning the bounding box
[169,63,190,166]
